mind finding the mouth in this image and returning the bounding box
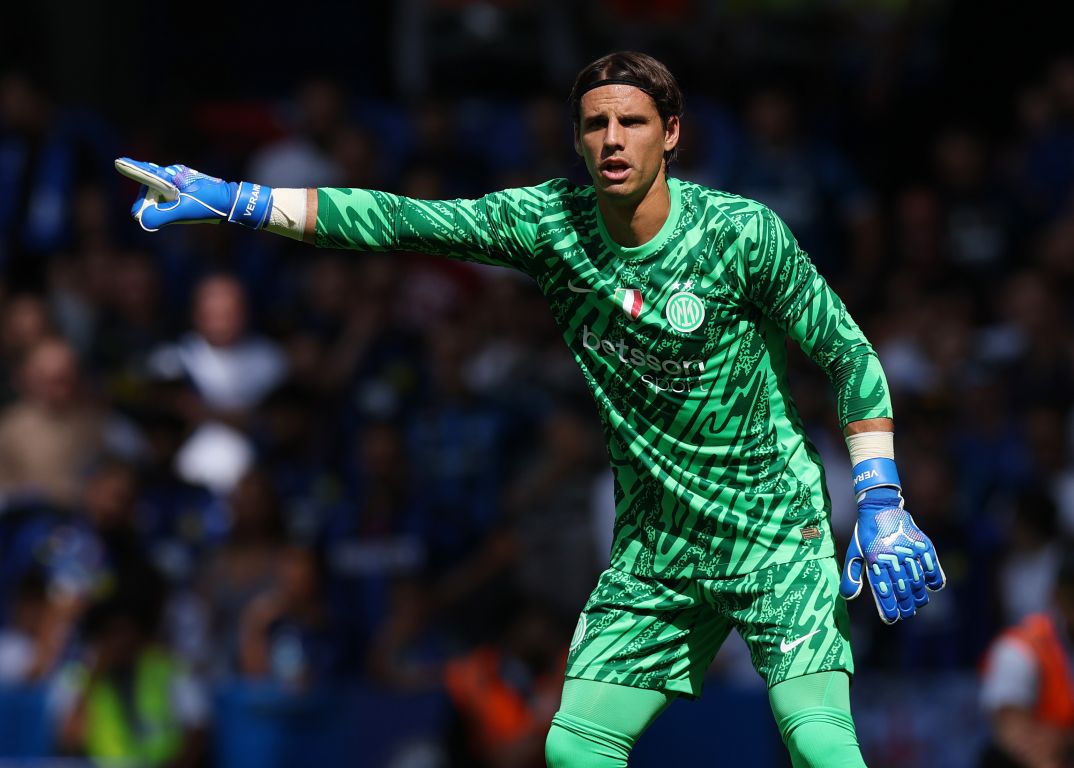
[599,158,631,184]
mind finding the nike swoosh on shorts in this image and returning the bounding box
[779,629,821,653]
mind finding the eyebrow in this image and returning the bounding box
[582,112,649,126]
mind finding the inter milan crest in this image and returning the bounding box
[665,281,705,332]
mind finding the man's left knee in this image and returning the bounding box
[777,706,865,768]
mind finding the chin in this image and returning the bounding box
[597,181,631,196]
[594,176,641,199]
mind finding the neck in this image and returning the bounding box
[596,169,671,248]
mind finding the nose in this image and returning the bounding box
[603,119,624,152]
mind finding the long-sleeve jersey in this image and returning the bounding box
[316,176,891,578]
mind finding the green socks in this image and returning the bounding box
[546,671,865,768]
[545,678,674,768]
[769,671,866,768]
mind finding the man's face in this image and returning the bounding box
[194,277,247,348]
[574,85,679,203]
[22,340,79,410]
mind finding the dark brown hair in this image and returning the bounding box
[569,51,684,164]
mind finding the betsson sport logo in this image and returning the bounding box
[581,326,711,394]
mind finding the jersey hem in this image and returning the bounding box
[612,540,836,581]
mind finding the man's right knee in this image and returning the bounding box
[545,712,633,768]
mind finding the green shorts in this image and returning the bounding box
[565,556,853,698]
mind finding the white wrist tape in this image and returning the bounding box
[846,431,894,467]
[266,188,308,240]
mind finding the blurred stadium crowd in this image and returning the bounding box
[0,1,1072,766]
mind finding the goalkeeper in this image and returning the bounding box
[117,51,945,768]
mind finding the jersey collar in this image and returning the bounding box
[595,177,682,261]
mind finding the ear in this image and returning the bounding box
[572,126,583,158]
[663,115,680,155]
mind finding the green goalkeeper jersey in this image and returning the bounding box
[316,176,891,579]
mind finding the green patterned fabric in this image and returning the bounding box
[564,557,852,697]
[317,176,891,579]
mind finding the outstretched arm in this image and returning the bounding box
[115,158,550,272]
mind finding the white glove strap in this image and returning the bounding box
[266,188,308,241]
[846,431,894,467]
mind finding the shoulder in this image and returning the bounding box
[491,178,583,203]
[676,178,767,214]
[0,402,36,432]
[530,178,593,215]
[674,178,775,232]
[483,179,591,225]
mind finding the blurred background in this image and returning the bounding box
[0,0,1072,766]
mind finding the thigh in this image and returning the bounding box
[719,557,854,688]
[566,566,732,699]
[558,678,675,738]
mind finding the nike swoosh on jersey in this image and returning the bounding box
[567,280,596,294]
[779,629,821,653]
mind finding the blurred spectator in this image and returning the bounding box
[0,292,53,404]
[501,401,606,619]
[149,274,287,493]
[89,250,171,390]
[932,127,1013,283]
[980,549,1074,768]
[46,246,118,360]
[998,492,1063,627]
[400,101,492,198]
[0,71,111,290]
[331,124,382,188]
[0,569,79,684]
[286,253,401,400]
[52,594,208,768]
[443,598,566,768]
[153,273,287,415]
[0,337,112,506]
[1025,407,1074,519]
[254,384,339,529]
[247,78,349,189]
[520,96,585,183]
[948,378,1033,536]
[876,291,979,403]
[322,421,426,660]
[200,468,287,676]
[80,459,167,625]
[1009,65,1074,226]
[393,0,576,98]
[237,543,357,688]
[138,408,227,589]
[406,320,509,573]
[724,84,880,280]
[285,252,429,461]
[980,270,1073,413]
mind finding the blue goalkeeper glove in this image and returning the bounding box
[114,157,273,232]
[838,458,946,624]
